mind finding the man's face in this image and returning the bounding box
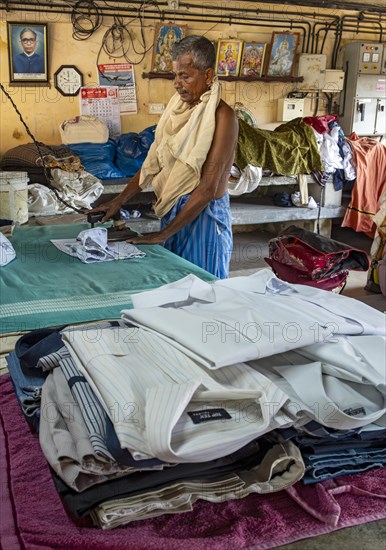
[172,54,213,107]
[20,32,37,55]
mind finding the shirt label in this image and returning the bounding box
[343,406,366,417]
[188,408,231,424]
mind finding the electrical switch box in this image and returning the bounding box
[340,43,385,136]
[277,98,305,121]
[322,70,345,92]
[381,44,386,75]
[297,54,327,91]
[343,42,383,74]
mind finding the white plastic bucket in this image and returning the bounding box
[0,171,29,224]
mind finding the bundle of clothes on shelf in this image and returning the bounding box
[234,114,357,201]
[7,269,386,529]
[0,118,157,217]
[0,142,104,216]
[1,113,384,242]
[235,113,385,239]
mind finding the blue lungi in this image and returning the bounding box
[160,193,233,279]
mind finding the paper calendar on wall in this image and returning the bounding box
[80,86,121,136]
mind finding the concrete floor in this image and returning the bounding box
[230,223,386,549]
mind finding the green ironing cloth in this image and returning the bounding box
[235,117,323,176]
[0,223,216,333]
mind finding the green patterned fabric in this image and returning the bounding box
[0,223,216,333]
[235,117,323,176]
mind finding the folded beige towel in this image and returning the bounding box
[140,79,221,217]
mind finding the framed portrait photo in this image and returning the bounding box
[266,32,300,78]
[240,42,266,77]
[7,22,48,83]
[151,22,188,73]
[215,39,243,77]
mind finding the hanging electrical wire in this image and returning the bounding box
[70,0,103,41]
[0,82,85,214]
[136,0,162,58]
[96,1,162,79]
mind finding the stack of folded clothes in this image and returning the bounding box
[6,270,386,529]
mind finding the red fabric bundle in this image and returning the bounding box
[265,225,369,291]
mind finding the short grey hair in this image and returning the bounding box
[171,35,215,72]
[20,28,37,40]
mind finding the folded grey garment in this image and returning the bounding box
[40,368,134,492]
[91,440,304,528]
[91,475,248,529]
[92,498,193,529]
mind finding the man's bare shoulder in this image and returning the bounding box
[216,99,237,120]
[216,100,238,134]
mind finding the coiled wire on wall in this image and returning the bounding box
[67,0,161,66]
[70,0,103,40]
[96,13,154,68]
[95,2,162,81]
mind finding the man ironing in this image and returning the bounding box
[89,35,238,278]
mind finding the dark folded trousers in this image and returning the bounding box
[52,437,275,518]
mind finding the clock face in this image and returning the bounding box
[54,65,83,96]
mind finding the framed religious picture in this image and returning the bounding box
[7,22,48,83]
[265,32,300,77]
[151,22,188,73]
[215,39,243,77]
[239,42,266,77]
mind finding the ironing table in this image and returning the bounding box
[0,222,216,368]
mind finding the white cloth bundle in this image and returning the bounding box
[28,169,103,216]
[60,115,109,144]
[0,233,16,266]
[51,227,145,263]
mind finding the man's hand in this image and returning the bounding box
[87,197,122,222]
[127,232,167,246]
[87,170,142,223]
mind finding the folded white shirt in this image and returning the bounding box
[248,335,386,430]
[121,270,385,369]
[62,324,291,463]
[131,273,216,308]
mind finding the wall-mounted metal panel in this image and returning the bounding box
[340,42,386,136]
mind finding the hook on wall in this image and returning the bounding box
[167,0,179,9]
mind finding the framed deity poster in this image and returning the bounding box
[265,32,300,77]
[7,22,48,83]
[240,42,266,77]
[215,39,243,77]
[151,23,188,73]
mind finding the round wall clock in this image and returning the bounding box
[54,65,83,96]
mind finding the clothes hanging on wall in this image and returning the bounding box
[342,134,386,237]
